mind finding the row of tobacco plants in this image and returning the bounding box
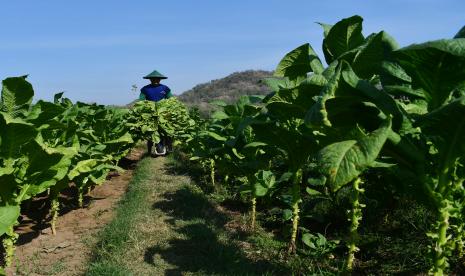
[0,76,137,272]
[0,70,195,273]
[181,16,465,275]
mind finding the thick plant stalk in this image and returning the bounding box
[429,167,455,276]
[289,169,303,253]
[346,178,365,272]
[251,197,257,231]
[456,225,465,259]
[51,198,60,235]
[2,225,18,268]
[430,200,452,276]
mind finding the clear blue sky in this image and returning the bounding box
[1,0,463,105]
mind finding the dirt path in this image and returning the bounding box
[6,148,145,276]
[87,156,283,275]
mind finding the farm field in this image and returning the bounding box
[1,12,465,276]
[7,147,145,275]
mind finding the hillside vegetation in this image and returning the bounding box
[178,70,272,116]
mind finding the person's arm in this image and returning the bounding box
[165,86,173,98]
[139,87,146,100]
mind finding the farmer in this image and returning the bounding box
[140,70,173,156]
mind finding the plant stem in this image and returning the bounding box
[2,225,18,268]
[209,158,215,189]
[289,168,302,253]
[251,196,257,231]
[345,177,364,272]
[429,166,453,276]
[431,201,451,276]
[51,197,60,235]
[78,186,84,208]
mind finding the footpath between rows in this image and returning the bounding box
[86,156,283,275]
[9,149,287,276]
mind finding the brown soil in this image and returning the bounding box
[6,148,146,276]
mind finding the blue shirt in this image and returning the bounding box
[140,84,172,102]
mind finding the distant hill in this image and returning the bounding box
[178,70,273,116]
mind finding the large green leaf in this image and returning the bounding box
[381,61,412,84]
[352,31,399,79]
[0,205,20,237]
[0,113,37,159]
[316,118,392,192]
[266,101,306,120]
[27,100,65,125]
[274,43,324,80]
[321,15,365,64]
[266,74,327,111]
[414,97,465,168]
[305,65,342,127]
[261,78,296,92]
[103,132,134,153]
[68,159,99,180]
[1,76,34,118]
[252,122,317,170]
[394,38,465,110]
[17,139,76,202]
[338,63,409,132]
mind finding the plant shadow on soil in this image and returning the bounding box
[146,182,284,275]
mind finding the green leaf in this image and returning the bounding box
[244,142,268,148]
[253,170,276,197]
[27,100,65,124]
[415,97,465,169]
[352,31,399,79]
[266,74,327,111]
[338,63,409,132]
[274,43,323,80]
[266,101,306,120]
[283,209,293,221]
[321,15,365,64]
[1,76,34,117]
[17,139,76,202]
[305,64,342,127]
[252,122,317,170]
[381,61,412,83]
[454,26,465,38]
[317,118,392,192]
[317,22,333,38]
[394,38,465,110]
[261,78,296,92]
[0,113,37,159]
[211,111,229,120]
[231,148,245,160]
[68,159,99,180]
[54,92,64,104]
[306,187,322,196]
[205,131,227,141]
[302,233,316,248]
[0,205,20,237]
